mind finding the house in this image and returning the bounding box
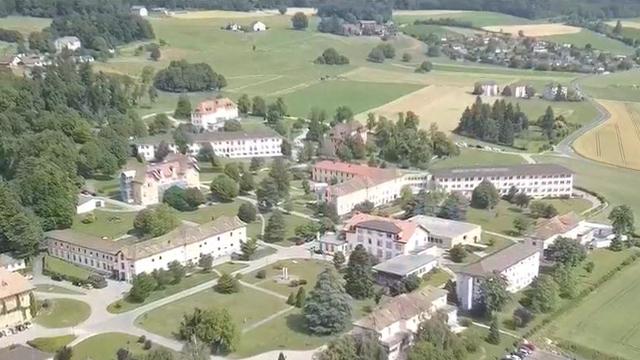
[0,269,35,329]
[353,286,457,360]
[0,254,26,273]
[317,232,349,255]
[341,23,362,36]
[225,23,242,31]
[476,81,500,96]
[0,54,20,68]
[191,98,239,131]
[75,55,95,63]
[76,195,105,214]
[47,216,246,281]
[431,164,574,199]
[130,5,149,17]
[456,243,540,311]
[525,212,624,251]
[409,215,482,248]
[150,7,170,15]
[20,55,47,68]
[358,20,386,36]
[503,84,529,98]
[251,21,267,32]
[54,36,82,53]
[328,121,367,149]
[0,345,52,360]
[134,129,283,161]
[543,83,568,100]
[373,253,438,287]
[119,154,200,206]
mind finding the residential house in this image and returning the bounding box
[409,215,482,248]
[47,216,246,281]
[0,345,52,360]
[120,154,200,206]
[225,23,242,31]
[0,269,35,329]
[0,55,20,68]
[341,23,362,36]
[543,83,568,100]
[0,254,26,273]
[503,84,529,98]
[54,36,81,53]
[353,286,457,360]
[130,5,149,17]
[373,253,438,287]
[76,195,105,214]
[456,243,540,311]
[431,164,574,199]
[251,21,267,32]
[191,98,239,131]
[358,20,386,36]
[150,7,170,15]
[134,129,283,161]
[20,55,47,68]
[477,81,500,96]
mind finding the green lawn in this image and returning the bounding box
[541,29,636,55]
[253,212,316,246]
[402,24,460,39]
[175,199,250,224]
[430,148,527,170]
[71,210,137,239]
[107,270,219,313]
[421,268,451,288]
[28,335,76,353]
[84,175,121,199]
[43,255,95,280]
[245,259,330,296]
[462,324,520,360]
[136,285,289,339]
[35,298,91,328]
[394,11,533,27]
[71,332,175,360]
[34,284,85,295]
[213,261,249,274]
[0,16,51,35]
[578,71,640,102]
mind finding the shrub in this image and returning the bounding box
[298,279,307,285]
[459,318,472,327]
[143,339,152,350]
[138,335,146,343]
[88,274,107,289]
[289,280,299,287]
[82,213,96,224]
[256,270,267,279]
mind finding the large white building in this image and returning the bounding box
[54,36,81,53]
[131,5,149,16]
[456,243,540,311]
[431,164,574,199]
[191,98,239,131]
[353,286,457,360]
[409,215,482,248]
[47,216,246,281]
[134,130,283,161]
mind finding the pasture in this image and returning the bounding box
[483,23,581,37]
[0,16,51,35]
[573,100,640,171]
[578,69,640,102]
[393,10,532,27]
[541,29,636,55]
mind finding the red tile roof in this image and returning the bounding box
[193,98,237,115]
[314,161,399,197]
[531,212,581,240]
[343,213,419,244]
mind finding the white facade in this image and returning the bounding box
[514,85,528,98]
[54,36,81,53]
[347,223,431,261]
[191,98,239,131]
[543,84,568,100]
[76,196,105,214]
[252,21,267,32]
[131,6,149,16]
[0,254,26,273]
[432,164,574,199]
[481,83,500,96]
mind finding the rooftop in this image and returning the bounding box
[456,243,539,278]
[0,254,23,267]
[135,128,282,146]
[531,212,581,240]
[193,98,237,114]
[373,253,438,276]
[431,163,573,179]
[46,229,126,254]
[0,345,52,360]
[122,153,199,184]
[0,269,34,300]
[409,215,480,239]
[315,160,400,196]
[344,213,420,244]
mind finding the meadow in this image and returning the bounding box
[393,10,533,28]
[578,70,640,102]
[541,29,636,55]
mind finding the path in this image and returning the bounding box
[472,321,520,339]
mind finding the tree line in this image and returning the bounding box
[456,97,530,147]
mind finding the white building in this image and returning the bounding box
[76,195,105,214]
[191,98,239,131]
[431,164,574,199]
[251,21,267,32]
[134,129,283,162]
[353,286,457,360]
[373,253,438,287]
[0,254,26,273]
[476,81,500,96]
[47,216,246,281]
[456,243,540,311]
[543,83,568,100]
[54,36,81,53]
[409,215,482,248]
[130,5,149,17]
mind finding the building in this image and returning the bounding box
[191,98,239,131]
[130,5,149,16]
[120,154,200,206]
[0,345,52,360]
[0,254,26,273]
[525,212,624,251]
[134,129,283,161]
[54,36,81,53]
[353,286,457,360]
[456,243,540,311]
[543,83,568,100]
[409,215,482,248]
[225,23,242,31]
[0,55,20,68]
[251,21,267,32]
[513,85,528,98]
[431,164,574,199]
[77,195,105,214]
[0,269,35,329]
[373,253,438,287]
[47,216,246,281]
[317,232,349,255]
[476,81,500,96]
[327,121,367,152]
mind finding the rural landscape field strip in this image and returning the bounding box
[482,23,582,36]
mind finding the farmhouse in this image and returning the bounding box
[0,269,35,329]
[191,98,239,131]
[456,243,540,311]
[130,5,148,17]
[134,129,283,161]
[322,121,368,157]
[251,21,267,32]
[0,55,20,68]
[76,195,105,214]
[431,164,574,199]
[225,23,242,31]
[54,36,81,53]
[503,84,530,98]
[120,154,200,206]
[353,286,457,360]
[47,216,246,281]
[409,215,482,248]
[525,212,624,250]
[476,81,500,96]
[0,254,25,273]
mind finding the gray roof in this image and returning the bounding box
[77,195,94,206]
[0,345,52,360]
[456,243,539,278]
[373,253,437,276]
[46,229,126,254]
[431,164,573,179]
[357,220,402,234]
[320,232,346,245]
[409,215,480,239]
[135,129,282,146]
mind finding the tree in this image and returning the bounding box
[168,261,186,284]
[294,222,321,242]
[291,12,309,30]
[528,274,558,313]
[608,205,634,238]
[163,186,193,211]
[547,237,586,267]
[415,61,433,73]
[154,60,225,92]
[402,52,412,62]
[344,245,374,299]
[333,251,346,270]
[133,204,180,237]
[353,201,375,214]
[180,338,211,360]
[249,157,264,172]
[402,273,422,293]
[150,47,161,61]
[199,255,213,272]
[286,292,296,306]
[215,272,240,294]
[513,215,531,235]
[539,106,555,139]
[514,193,531,208]
[316,333,385,360]
[256,177,280,210]
[252,96,266,116]
[264,210,286,243]
[237,94,251,115]
[148,114,172,134]
[613,20,623,34]
[224,163,241,182]
[552,264,577,299]
[471,180,499,209]
[130,273,158,302]
[148,86,158,103]
[269,158,291,199]
[486,316,500,345]
[240,238,258,260]
[237,203,257,223]
[178,308,239,354]
[0,183,43,258]
[449,244,467,263]
[438,192,468,221]
[223,119,242,132]
[55,347,73,360]
[174,95,192,119]
[480,273,510,316]
[584,261,595,273]
[513,307,534,328]
[295,287,306,308]
[333,106,353,124]
[367,47,385,63]
[210,174,239,202]
[303,268,352,335]
[530,201,558,218]
[184,188,205,208]
[278,352,286,360]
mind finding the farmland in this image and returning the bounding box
[541,29,636,55]
[393,10,532,27]
[482,23,581,37]
[578,70,640,102]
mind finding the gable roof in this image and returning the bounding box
[193,98,237,115]
[409,215,480,239]
[456,243,539,278]
[46,229,126,254]
[343,213,420,244]
[0,269,34,299]
[531,212,581,240]
[431,163,573,179]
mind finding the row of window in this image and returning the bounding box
[439,174,572,182]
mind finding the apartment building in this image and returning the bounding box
[120,154,200,206]
[0,270,34,329]
[47,216,246,281]
[134,130,283,161]
[456,243,540,311]
[432,164,574,199]
[191,98,239,131]
[353,286,457,360]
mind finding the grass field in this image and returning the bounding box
[541,29,636,55]
[43,255,94,280]
[574,100,640,171]
[430,148,527,169]
[71,210,137,239]
[35,298,91,328]
[213,261,249,274]
[0,16,51,35]
[71,333,175,360]
[175,199,250,224]
[28,335,76,353]
[483,23,581,37]
[393,10,532,27]
[578,71,640,102]
[243,259,329,296]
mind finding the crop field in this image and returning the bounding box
[544,257,640,359]
[483,23,581,37]
[541,29,635,55]
[574,100,640,171]
[607,20,640,29]
[578,71,640,102]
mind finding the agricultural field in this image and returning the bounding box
[573,100,640,171]
[541,29,636,55]
[393,10,533,27]
[578,70,640,102]
[0,16,51,35]
[483,23,581,37]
